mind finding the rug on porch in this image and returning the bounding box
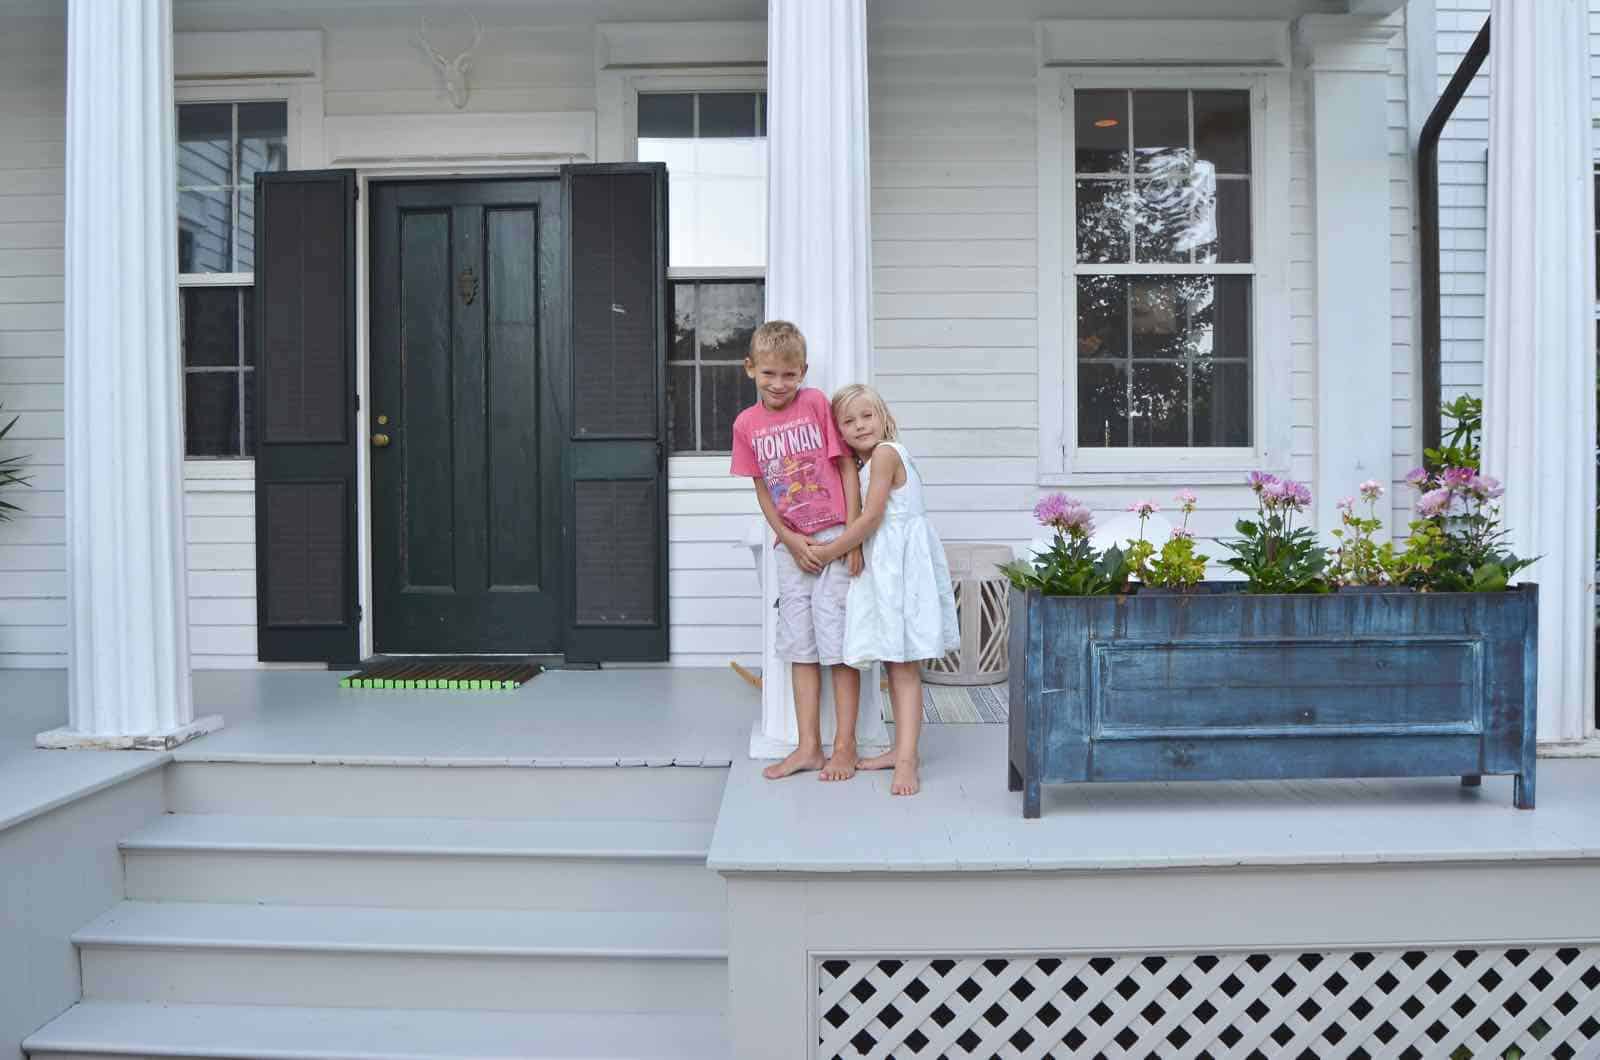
[339,660,544,690]
[912,682,1010,725]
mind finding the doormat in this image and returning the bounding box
[916,683,1009,724]
[340,660,543,690]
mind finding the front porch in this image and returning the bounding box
[7,668,1600,1057]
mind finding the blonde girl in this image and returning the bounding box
[807,384,959,795]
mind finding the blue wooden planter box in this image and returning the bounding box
[1006,584,1538,818]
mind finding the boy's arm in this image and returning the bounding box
[837,456,864,576]
[751,478,823,575]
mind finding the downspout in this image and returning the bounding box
[1417,16,1491,452]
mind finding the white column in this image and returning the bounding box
[1296,15,1399,537]
[38,0,221,751]
[750,0,887,758]
[1483,0,1597,744]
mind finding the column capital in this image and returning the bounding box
[1293,14,1398,74]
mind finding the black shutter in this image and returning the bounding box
[253,170,359,663]
[561,163,670,662]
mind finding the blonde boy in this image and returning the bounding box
[730,321,864,781]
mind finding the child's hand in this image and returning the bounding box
[785,532,825,574]
[847,546,864,577]
[806,536,839,568]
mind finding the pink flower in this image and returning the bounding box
[1404,466,1429,489]
[1472,474,1505,500]
[1260,480,1289,504]
[1359,479,1384,502]
[1062,504,1095,537]
[1417,488,1453,518]
[1169,527,1195,541]
[1337,496,1355,514]
[1035,493,1094,537]
[1247,471,1280,494]
[1127,499,1160,518]
[1174,488,1197,507]
[1291,481,1313,509]
[1441,466,1476,492]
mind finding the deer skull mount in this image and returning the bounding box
[415,14,483,110]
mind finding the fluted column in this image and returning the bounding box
[1482,0,1596,743]
[749,0,886,758]
[38,0,220,750]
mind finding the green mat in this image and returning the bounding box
[340,660,543,691]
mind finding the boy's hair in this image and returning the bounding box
[748,320,807,367]
[831,383,898,442]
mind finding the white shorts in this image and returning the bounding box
[773,524,851,666]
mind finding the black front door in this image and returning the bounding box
[369,179,563,653]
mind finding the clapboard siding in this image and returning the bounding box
[1388,22,1421,532]
[0,16,64,669]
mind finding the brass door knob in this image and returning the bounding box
[372,432,391,448]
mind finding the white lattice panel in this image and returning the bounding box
[817,945,1600,1059]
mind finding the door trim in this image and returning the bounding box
[355,167,560,661]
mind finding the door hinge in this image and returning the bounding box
[354,393,361,412]
[355,604,364,624]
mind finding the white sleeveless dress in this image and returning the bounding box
[843,442,960,667]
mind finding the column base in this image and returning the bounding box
[37,714,224,752]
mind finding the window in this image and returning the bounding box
[637,90,767,453]
[1073,89,1253,450]
[177,100,287,457]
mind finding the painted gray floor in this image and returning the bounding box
[708,723,1600,872]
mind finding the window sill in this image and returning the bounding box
[1042,448,1286,487]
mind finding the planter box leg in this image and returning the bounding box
[1514,772,1535,810]
[1023,778,1041,819]
[1008,761,1023,792]
[1461,774,1482,788]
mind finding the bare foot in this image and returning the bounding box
[763,747,825,780]
[891,759,920,796]
[859,751,896,771]
[820,747,858,781]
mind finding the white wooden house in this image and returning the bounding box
[1,0,1598,1056]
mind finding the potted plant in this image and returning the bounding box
[1004,472,1537,819]
[1142,490,1209,594]
[1331,480,1391,591]
[0,405,30,522]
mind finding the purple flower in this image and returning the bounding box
[1169,527,1195,541]
[1404,466,1429,489]
[1359,479,1384,502]
[1247,471,1280,494]
[1417,488,1453,518]
[1337,496,1355,514]
[1174,488,1197,507]
[1260,480,1289,505]
[1128,499,1160,518]
[1441,466,1476,492]
[1035,493,1094,537]
[1472,474,1505,500]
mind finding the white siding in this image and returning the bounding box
[1432,0,1600,405]
[0,17,66,669]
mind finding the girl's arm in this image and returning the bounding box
[812,445,901,563]
[751,478,823,574]
[838,456,864,576]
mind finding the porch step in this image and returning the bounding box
[166,761,729,821]
[120,813,725,910]
[24,1001,728,1059]
[77,902,727,1014]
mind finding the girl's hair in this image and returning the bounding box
[831,383,898,443]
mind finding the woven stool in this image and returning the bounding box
[923,542,1012,686]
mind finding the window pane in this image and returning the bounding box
[672,284,696,361]
[237,102,288,273]
[242,287,255,366]
[178,103,232,189]
[1076,275,1126,359]
[639,94,694,138]
[701,365,755,452]
[1130,362,1187,446]
[182,287,240,367]
[186,372,240,457]
[668,364,697,451]
[1075,90,1129,174]
[1196,179,1251,265]
[696,282,762,360]
[698,93,758,138]
[178,188,233,274]
[1077,362,1128,448]
[1133,91,1189,174]
[1075,180,1131,264]
[241,371,256,456]
[1195,91,1250,175]
[1193,359,1250,446]
[1133,168,1212,264]
[1213,276,1252,359]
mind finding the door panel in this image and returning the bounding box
[370,180,562,654]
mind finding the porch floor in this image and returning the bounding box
[708,723,1600,873]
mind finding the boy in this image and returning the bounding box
[731,321,864,782]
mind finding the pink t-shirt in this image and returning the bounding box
[730,388,849,535]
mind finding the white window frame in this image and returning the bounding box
[612,72,769,463]
[175,80,315,465]
[1037,67,1292,485]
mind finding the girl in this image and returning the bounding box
[808,384,958,795]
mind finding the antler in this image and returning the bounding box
[414,16,449,68]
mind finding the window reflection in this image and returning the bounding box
[638,91,767,270]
